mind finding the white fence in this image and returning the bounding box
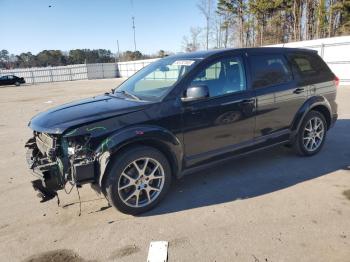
[1,36,349,85]
[86,63,118,79]
[0,60,158,84]
[117,58,158,78]
[0,64,88,84]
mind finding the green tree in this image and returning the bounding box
[36,50,66,67]
[316,0,327,38]
[68,49,86,64]
[119,50,146,61]
[158,50,166,58]
[16,52,36,68]
[333,0,350,35]
[0,49,9,68]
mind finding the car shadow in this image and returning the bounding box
[140,119,350,216]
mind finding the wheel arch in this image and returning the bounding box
[95,125,183,188]
[291,96,332,139]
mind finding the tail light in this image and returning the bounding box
[334,76,340,88]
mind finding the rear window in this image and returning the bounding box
[288,52,332,80]
[250,54,292,89]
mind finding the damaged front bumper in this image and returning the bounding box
[25,134,96,203]
[25,137,65,202]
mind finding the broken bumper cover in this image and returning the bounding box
[25,136,97,203]
[25,144,65,202]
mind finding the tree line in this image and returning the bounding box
[0,49,168,69]
[183,0,350,51]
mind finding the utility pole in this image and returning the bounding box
[116,39,120,62]
[132,16,137,51]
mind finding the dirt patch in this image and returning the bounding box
[23,249,91,262]
[13,98,43,103]
[343,189,350,200]
[109,244,140,259]
[170,237,190,248]
[0,224,9,230]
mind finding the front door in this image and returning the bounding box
[182,55,256,162]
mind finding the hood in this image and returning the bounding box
[29,94,151,134]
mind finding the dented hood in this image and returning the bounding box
[28,94,151,134]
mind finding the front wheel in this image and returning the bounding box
[293,110,327,156]
[15,81,20,86]
[104,146,172,215]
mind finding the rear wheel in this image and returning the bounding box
[293,110,327,156]
[104,146,171,215]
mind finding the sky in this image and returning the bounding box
[0,0,205,55]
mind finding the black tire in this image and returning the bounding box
[15,81,20,86]
[104,146,172,215]
[293,110,327,156]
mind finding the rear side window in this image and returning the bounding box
[250,54,292,89]
[288,53,332,80]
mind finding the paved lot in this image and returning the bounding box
[0,79,349,262]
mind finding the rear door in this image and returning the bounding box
[182,54,256,160]
[287,52,336,101]
[248,52,306,138]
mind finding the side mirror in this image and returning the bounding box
[181,85,209,102]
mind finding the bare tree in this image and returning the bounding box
[212,14,223,48]
[197,0,214,49]
[183,27,202,52]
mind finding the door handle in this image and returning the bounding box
[293,88,304,94]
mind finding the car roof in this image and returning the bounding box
[170,47,317,60]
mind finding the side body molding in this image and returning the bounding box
[95,125,184,186]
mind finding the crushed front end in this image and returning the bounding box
[25,132,96,202]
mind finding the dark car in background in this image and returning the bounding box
[25,47,338,214]
[0,75,25,86]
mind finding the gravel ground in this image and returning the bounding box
[0,79,349,262]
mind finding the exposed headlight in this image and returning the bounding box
[67,147,75,156]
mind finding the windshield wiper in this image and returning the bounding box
[115,90,140,101]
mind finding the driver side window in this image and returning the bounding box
[190,56,246,97]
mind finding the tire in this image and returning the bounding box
[293,110,327,156]
[104,146,172,215]
[15,81,20,86]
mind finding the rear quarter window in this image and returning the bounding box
[288,52,333,83]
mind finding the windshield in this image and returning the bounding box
[114,57,199,101]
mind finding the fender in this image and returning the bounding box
[95,125,184,186]
[290,95,332,139]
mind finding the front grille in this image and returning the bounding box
[36,133,56,157]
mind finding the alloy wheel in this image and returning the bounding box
[117,157,165,208]
[302,116,325,152]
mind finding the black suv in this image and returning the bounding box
[25,48,338,214]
